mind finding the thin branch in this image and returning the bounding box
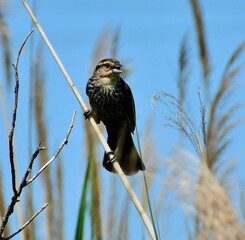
[0,146,41,236]
[21,144,46,187]
[14,29,34,70]
[0,28,76,238]
[21,1,157,239]
[9,29,34,195]
[3,203,48,240]
[26,110,76,185]
[0,112,76,237]
[0,145,44,237]
[0,29,35,238]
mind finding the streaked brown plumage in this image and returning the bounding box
[86,58,145,175]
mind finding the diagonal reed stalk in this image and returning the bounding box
[21,0,156,239]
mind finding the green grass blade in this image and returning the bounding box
[75,159,91,240]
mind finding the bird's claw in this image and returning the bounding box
[105,151,116,164]
[84,109,91,119]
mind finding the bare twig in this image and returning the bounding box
[0,29,76,239]
[27,111,76,185]
[0,143,44,237]
[0,112,76,238]
[9,29,34,195]
[21,1,156,239]
[3,203,48,240]
[0,29,35,238]
[22,144,46,187]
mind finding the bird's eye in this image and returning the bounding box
[105,63,110,68]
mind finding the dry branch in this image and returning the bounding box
[0,146,44,238]
[0,111,76,239]
[8,29,34,195]
[3,203,48,240]
[27,111,76,185]
[0,29,76,239]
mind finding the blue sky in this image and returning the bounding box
[1,0,245,239]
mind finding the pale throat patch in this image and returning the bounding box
[99,76,118,89]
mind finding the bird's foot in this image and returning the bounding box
[105,151,116,165]
[84,109,91,119]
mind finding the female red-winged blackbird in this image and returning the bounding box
[85,58,145,175]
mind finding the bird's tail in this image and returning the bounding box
[103,128,145,175]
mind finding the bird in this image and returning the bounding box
[85,58,145,175]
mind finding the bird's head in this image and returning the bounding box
[92,59,123,80]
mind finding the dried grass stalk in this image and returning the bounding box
[84,120,102,240]
[0,172,10,236]
[165,149,245,240]
[56,160,64,240]
[189,0,210,90]
[195,167,245,240]
[205,42,245,169]
[34,51,54,240]
[0,3,12,86]
[177,33,191,103]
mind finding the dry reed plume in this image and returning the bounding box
[165,149,245,240]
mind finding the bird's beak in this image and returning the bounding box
[112,68,123,74]
[112,63,123,74]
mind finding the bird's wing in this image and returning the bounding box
[86,79,101,124]
[86,79,91,96]
[123,80,136,133]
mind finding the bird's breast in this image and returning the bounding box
[88,82,126,128]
